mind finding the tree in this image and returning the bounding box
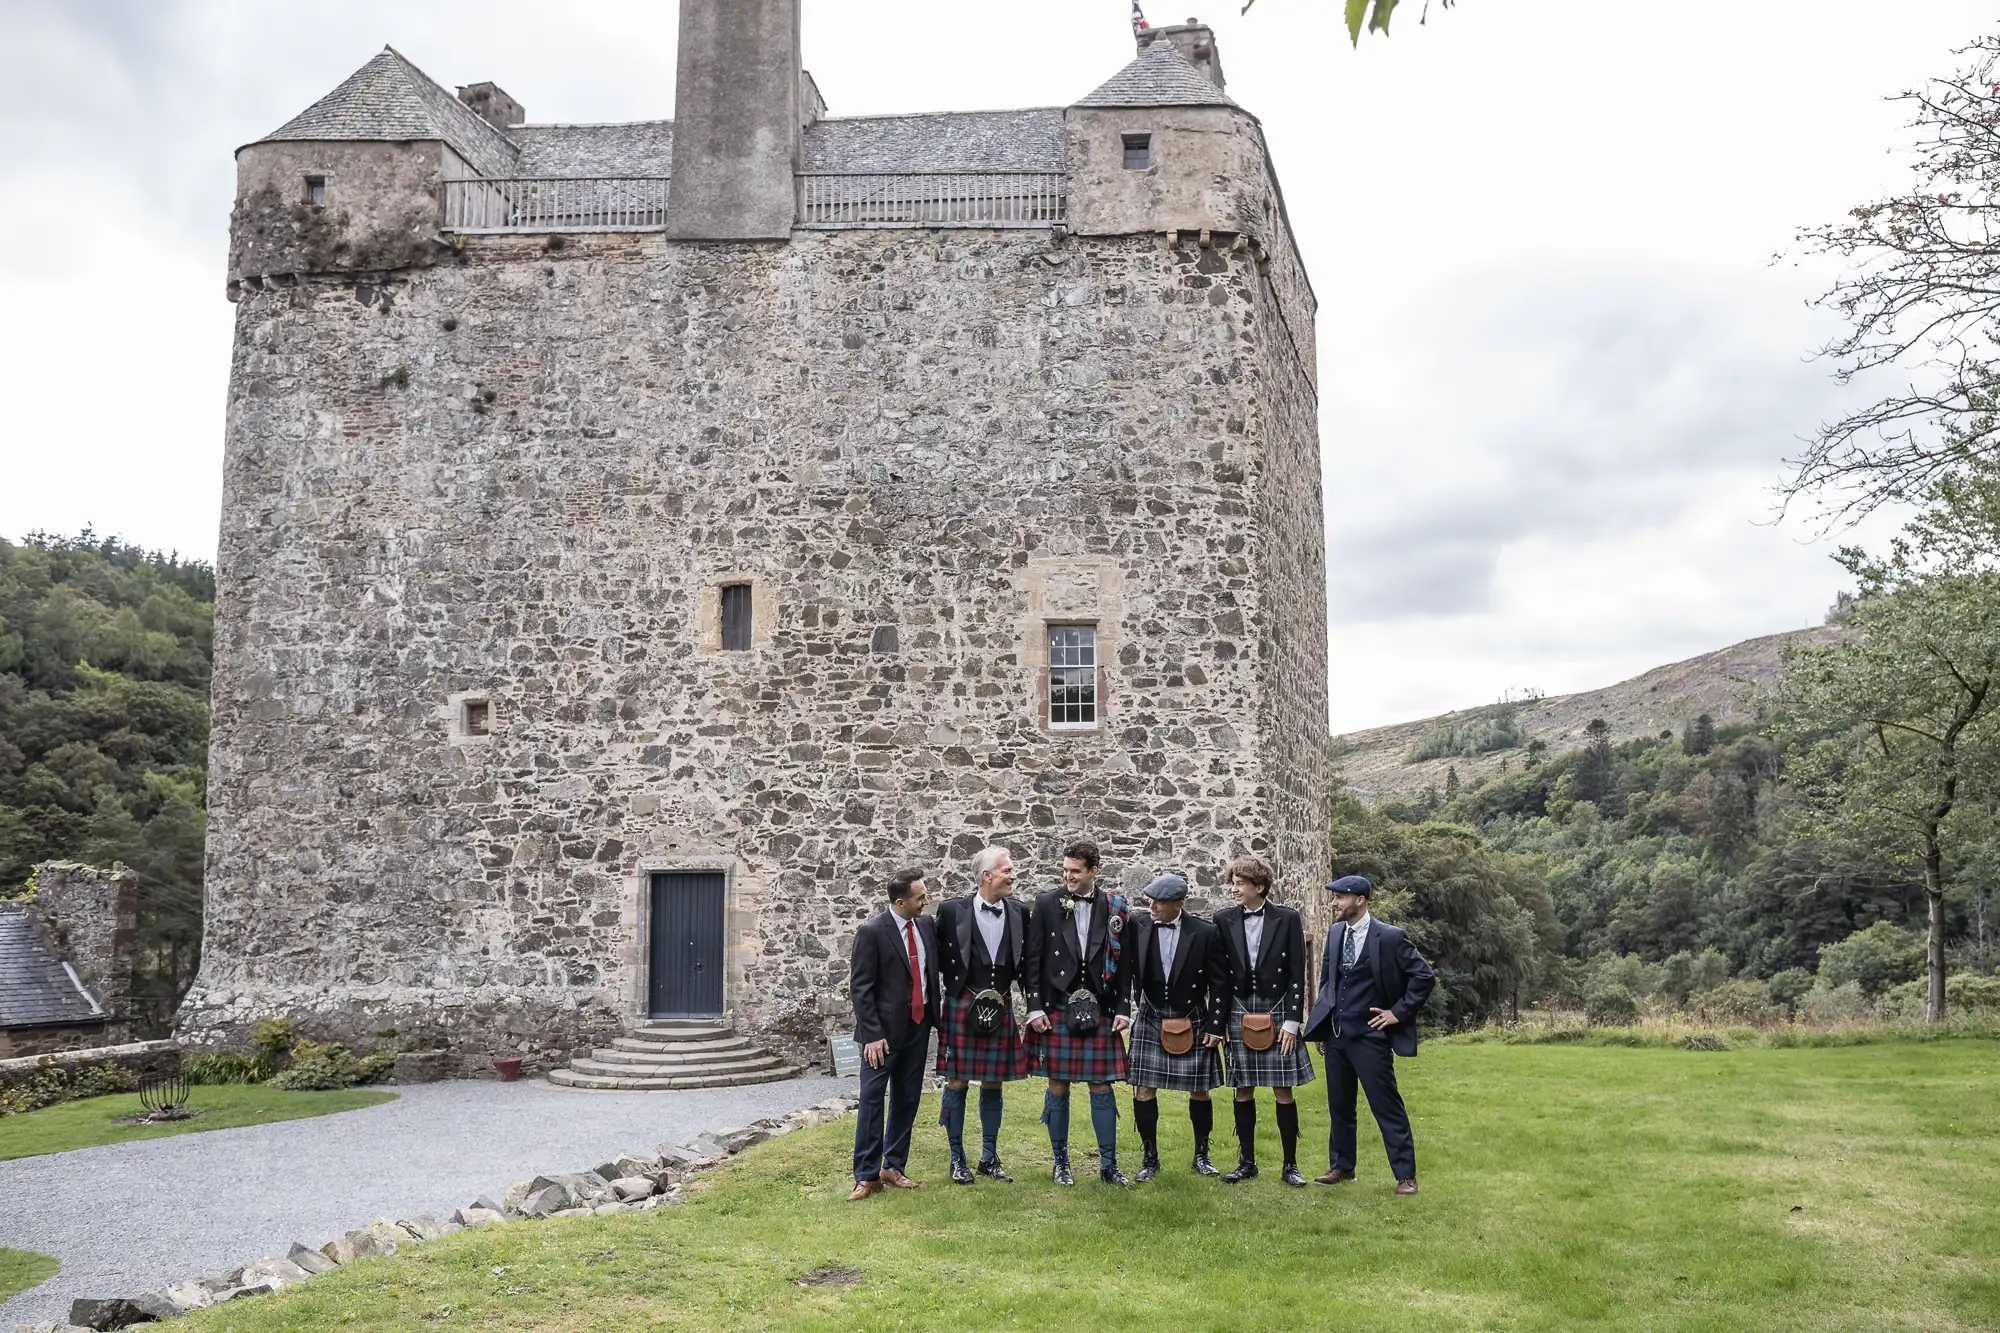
[1240,0,1456,45]
[1784,34,2000,523]
[1682,712,1716,757]
[1444,765,1461,799]
[1578,718,1615,806]
[1778,467,2000,1021]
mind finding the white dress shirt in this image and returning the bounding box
[973,897,1007,967]
[1028,892,1098,1026]
[1155,917,1180,983]
[1342,912,1373,966]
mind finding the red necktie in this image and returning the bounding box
[905,918,924,1024]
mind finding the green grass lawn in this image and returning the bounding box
[0,1248,59,1304]
[0,1085,396,1161]
[179,1041,2000,1333]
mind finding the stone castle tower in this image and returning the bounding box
[178,3,1328,1073]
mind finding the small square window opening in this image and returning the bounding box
[464,699,490,737]
[1121,134,1152,171]
[1048,625,1098,729]
[304,175,328,207]
[720,583,753,652]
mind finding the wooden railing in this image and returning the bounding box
[440,173,1068,233]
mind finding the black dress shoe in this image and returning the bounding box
[976,1157,1013,1183]
[1135,1154,1162,1183]
[1052,1157,1075,1187]
[1221,1159,1259,1183]
[1191,1151,1221,1178]
[950,1157,975,1186]
[1100,1163,1133,1187]
[1281,1163,1308,1188]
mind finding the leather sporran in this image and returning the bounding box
[1063,987,1101,1037]
[1159,1016,1196,1057]
[1240,1012,1278,1053]
[970,988,1007,1037]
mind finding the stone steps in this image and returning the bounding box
[548,1063,802,1091]
[547,1019,798,1091]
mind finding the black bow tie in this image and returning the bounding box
[1243,909,1265,919]
[1156,920,1179,931]
[1063,892,1095,906]
[980,902,1004,917]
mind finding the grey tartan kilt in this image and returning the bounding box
[1224,1000,1317,1088]
[1126,1008,1225,1093]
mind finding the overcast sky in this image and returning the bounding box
[1,1,1989,731]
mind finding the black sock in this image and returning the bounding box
[1233,1099,1258,1161]
[1275,1099,1300,1167]
[1190,1098,1214,1155]
[1134,1097,1160,1156]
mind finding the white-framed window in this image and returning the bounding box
[1122,134,1152,170]
[1048,625,1098,730]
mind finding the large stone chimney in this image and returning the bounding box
[1136,18,1226,92]
[666,0,802,240]
[457,82,526,131]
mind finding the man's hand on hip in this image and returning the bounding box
[1367,1007,1400,1031]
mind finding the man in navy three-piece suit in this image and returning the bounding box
[1302,874,1435,1195]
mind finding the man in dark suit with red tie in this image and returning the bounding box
[849,867,942,1200]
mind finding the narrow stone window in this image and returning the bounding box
[1048,625,1098,729]
[463,699,491,736]
[720,584,753,652]
[1122,134,1152,171]
[304,175,328,207]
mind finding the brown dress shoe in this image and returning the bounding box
[1315,1168,1355,1185]
[848,1179,883,1202]
[880,1168,921,1189]
[1394,1179,1419,1195]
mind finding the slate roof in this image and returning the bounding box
[0,910,103,1029]
[255,47,521,178]
[1074,38,1240,110]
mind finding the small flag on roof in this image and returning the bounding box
[1132,2,1150,34]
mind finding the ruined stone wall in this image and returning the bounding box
[22,862,137,1042]
[181,225,1318,1071]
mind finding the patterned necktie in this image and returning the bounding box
[1342,926,1357,970]
[904,918,924,1024]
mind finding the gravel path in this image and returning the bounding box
[0,1074,847,1327]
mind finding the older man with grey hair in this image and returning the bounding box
[931,844,1039,1183]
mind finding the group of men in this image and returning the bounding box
[847,840,1436,1200]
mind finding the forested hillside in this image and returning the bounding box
[0,532,212,1031]
[1342,712,2000,1027]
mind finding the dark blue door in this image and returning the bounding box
[649,872,725,1017]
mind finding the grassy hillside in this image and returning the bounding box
[1337,627,1840,799]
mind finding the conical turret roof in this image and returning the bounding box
[1074,37,1240,110]
[251,46,519,177]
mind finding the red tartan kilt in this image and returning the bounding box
[936,991,1035,1082]
[1034,1008,1130,1084]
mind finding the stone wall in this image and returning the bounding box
[22,861,137,1044]
[229,140,453,288]
[180,223,1326,1069]
[0,1038,178,1092]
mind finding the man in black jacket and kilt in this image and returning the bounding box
[1123,873,1231,1181]
[1214,855,1315,1187]
[1025,840,1135,1186]
[932,845,1037,1185]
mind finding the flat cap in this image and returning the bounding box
[1326,874,1373,897]
[1142,873,1189,902]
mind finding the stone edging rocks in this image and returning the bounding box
[21,1094,859,1332]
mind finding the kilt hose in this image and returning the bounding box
[935,990,1035,1082]
[1224,999,1317,1089]
[1035,1004,1129,1085]
[1127,1007,1224,1094]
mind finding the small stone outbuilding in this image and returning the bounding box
[0,863,138,1058]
